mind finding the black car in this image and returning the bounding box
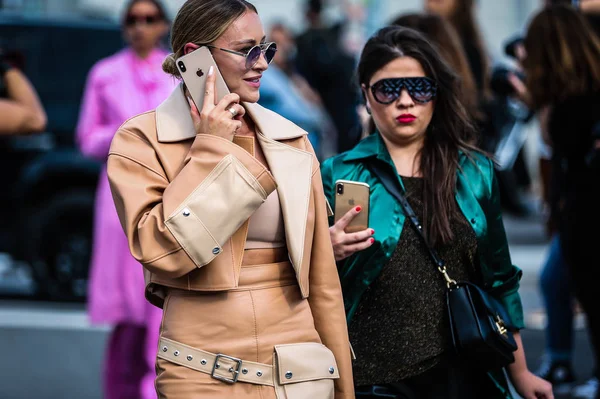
[0,15,124,301]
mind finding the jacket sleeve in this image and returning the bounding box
[305,140,355,399]
[107,120,277,279]
[482,158,525,330]
[76,65,120,161]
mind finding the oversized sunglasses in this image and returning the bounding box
[207,42,277,70]
[369,77,438,104]
[125,14,162,26]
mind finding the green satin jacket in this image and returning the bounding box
[321,133,524,398]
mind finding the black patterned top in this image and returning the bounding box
[349,176,480,385]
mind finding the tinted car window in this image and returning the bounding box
[0,18,124,144]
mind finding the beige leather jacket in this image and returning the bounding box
[106,84,354,398]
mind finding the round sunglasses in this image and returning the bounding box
[207,42,277,70]
[369,77,438,105]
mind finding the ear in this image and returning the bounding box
[360,84,371,109]
[184,42,200,55]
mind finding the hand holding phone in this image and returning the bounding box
[177,47,244,140]
[334,180,370,232]
[187,66,245,141]
[329,180,375,261]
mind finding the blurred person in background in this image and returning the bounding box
[295,0,362,153]
[0,55,46,135]
[322,26,553,399]
[258,22,337,160]
[518,5,600,399]
[505,6,581,389]
[75,1,174,398]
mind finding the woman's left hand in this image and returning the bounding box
[510,369,554,399]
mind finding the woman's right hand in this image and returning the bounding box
[188,66,246,141]
[329,206,375,262]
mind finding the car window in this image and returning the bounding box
[0,20,124,143]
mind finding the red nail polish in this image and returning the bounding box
[370,238,375,244]
[370,229,375,235]
[355,206,362,212]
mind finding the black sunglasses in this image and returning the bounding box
[369,77,438,105]
[125,14,162,26]
[207,42,277,70]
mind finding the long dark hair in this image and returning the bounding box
[357,26,479,246]
[523,4,600,109]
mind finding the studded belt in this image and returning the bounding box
[158,337,275,386]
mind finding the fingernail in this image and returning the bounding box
[370,229,375,235]
[355,206,362,212]
[369,238,375,244]
[208,66,214,76]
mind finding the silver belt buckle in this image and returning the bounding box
[211,354,242,383]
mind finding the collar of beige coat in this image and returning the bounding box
[155,83,308,142]
[155,83,315,280]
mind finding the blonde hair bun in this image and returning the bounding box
[162,53,182,78]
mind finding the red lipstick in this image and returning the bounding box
[397,114,416,124]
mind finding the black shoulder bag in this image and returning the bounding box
[367,159,518,371]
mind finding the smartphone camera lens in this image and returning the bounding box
[177,60,187,72]
[336,183,344,195]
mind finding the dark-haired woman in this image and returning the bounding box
[520,5,600,398]
[322,26,553,398]
[76,1,174,398]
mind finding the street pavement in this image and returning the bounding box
[0,211,595,398]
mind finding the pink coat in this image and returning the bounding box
[76,48,177,327]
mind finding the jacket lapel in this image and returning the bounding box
[244,103,313,276]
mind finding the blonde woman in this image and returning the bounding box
[106,0,354,397]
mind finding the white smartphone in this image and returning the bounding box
[175,46,230,110]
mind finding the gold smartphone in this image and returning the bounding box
[334,180,370,233]
[176,46,230,110]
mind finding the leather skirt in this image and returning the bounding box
[155,248,323,398]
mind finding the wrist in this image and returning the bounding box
[508,364,529,380]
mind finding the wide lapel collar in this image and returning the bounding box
[155,88,312,143]
[156,83,196,143]
[244,102,313,276]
